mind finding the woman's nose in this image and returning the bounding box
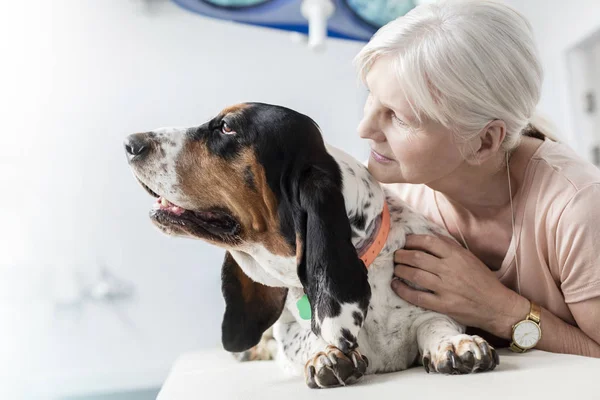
[358,113,385,142]
[357,117,371,139]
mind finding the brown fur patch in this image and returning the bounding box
[296,235,303,264]
[233,257,284,305]
[220,103,249,116]
[176,143,293,256]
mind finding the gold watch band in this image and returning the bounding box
[509,342,526,353]
[528,302,541,324]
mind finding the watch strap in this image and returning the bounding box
[528,302,541,325]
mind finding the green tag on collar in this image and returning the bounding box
[297,294,312,320]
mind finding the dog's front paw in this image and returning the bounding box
[304,345,368,389]
[423,334,499,374]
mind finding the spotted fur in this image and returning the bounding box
[269,148,497,377]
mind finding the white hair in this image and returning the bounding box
[355,0,558,151]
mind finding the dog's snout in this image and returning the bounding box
[125,133,150,159]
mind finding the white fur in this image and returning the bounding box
[134,127,187,203]
[231,247,300,288]
[319,302,364,351]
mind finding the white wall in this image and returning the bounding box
[0,1,366,398]
[4,0,599,398]
[503,0,600,157]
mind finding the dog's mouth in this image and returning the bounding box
[134,177,241,238]
[136,177,241,240]
[150,197,240,237]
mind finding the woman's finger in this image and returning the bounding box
[391,278,440,311]
[394,249,442,274]
[393,264,441,292]
[404,234,453,258]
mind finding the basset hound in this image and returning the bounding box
[124,103,498,388]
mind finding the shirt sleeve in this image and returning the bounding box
[555,184,600,303]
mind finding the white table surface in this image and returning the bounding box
[158,348,600,400]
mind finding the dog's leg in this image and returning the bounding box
[274,311,368,389]
[414,313,499,374]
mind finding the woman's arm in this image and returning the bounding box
[392,234,600,357]
[493,294,600,357]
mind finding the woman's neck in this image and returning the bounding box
[427,136,544,220]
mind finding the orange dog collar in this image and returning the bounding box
[358,202,390,268]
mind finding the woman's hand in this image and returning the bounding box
[391,234,529,338]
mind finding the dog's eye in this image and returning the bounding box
[221,122,236,135]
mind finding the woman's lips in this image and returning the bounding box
[370,149,395,164]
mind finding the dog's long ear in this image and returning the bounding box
[221,251,288,352]
[292,162,371,353]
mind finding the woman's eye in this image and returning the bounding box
[221,122,236,135]
[392,114,407,127]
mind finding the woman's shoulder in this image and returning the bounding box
[527,140,600,234]
[532,140,600,192]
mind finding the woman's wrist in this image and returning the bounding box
[489,290,531,339]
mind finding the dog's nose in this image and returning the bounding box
[124,134,150,159]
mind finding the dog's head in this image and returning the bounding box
[125,103,370,352]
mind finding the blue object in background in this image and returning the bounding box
[346,0,416,29]
[173,0,417,42]
[198,0,271,7]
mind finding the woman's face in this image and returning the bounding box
[358,56,466,185]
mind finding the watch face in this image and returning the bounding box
[513,320,541,349]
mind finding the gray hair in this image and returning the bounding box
[355,0,557,151]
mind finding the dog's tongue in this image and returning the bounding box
[156,197,185,216]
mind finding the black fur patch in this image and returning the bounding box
[349,213,367,231]
[341,328,358,350]
[317,298,342,321]
[352,311,363,327]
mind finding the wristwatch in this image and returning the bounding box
[510,301,542,353]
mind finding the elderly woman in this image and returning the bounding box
[355,0,600,357]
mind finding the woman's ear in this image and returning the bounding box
[291,162,371,353]
[466,120,506,165]
[221,251,288,353]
